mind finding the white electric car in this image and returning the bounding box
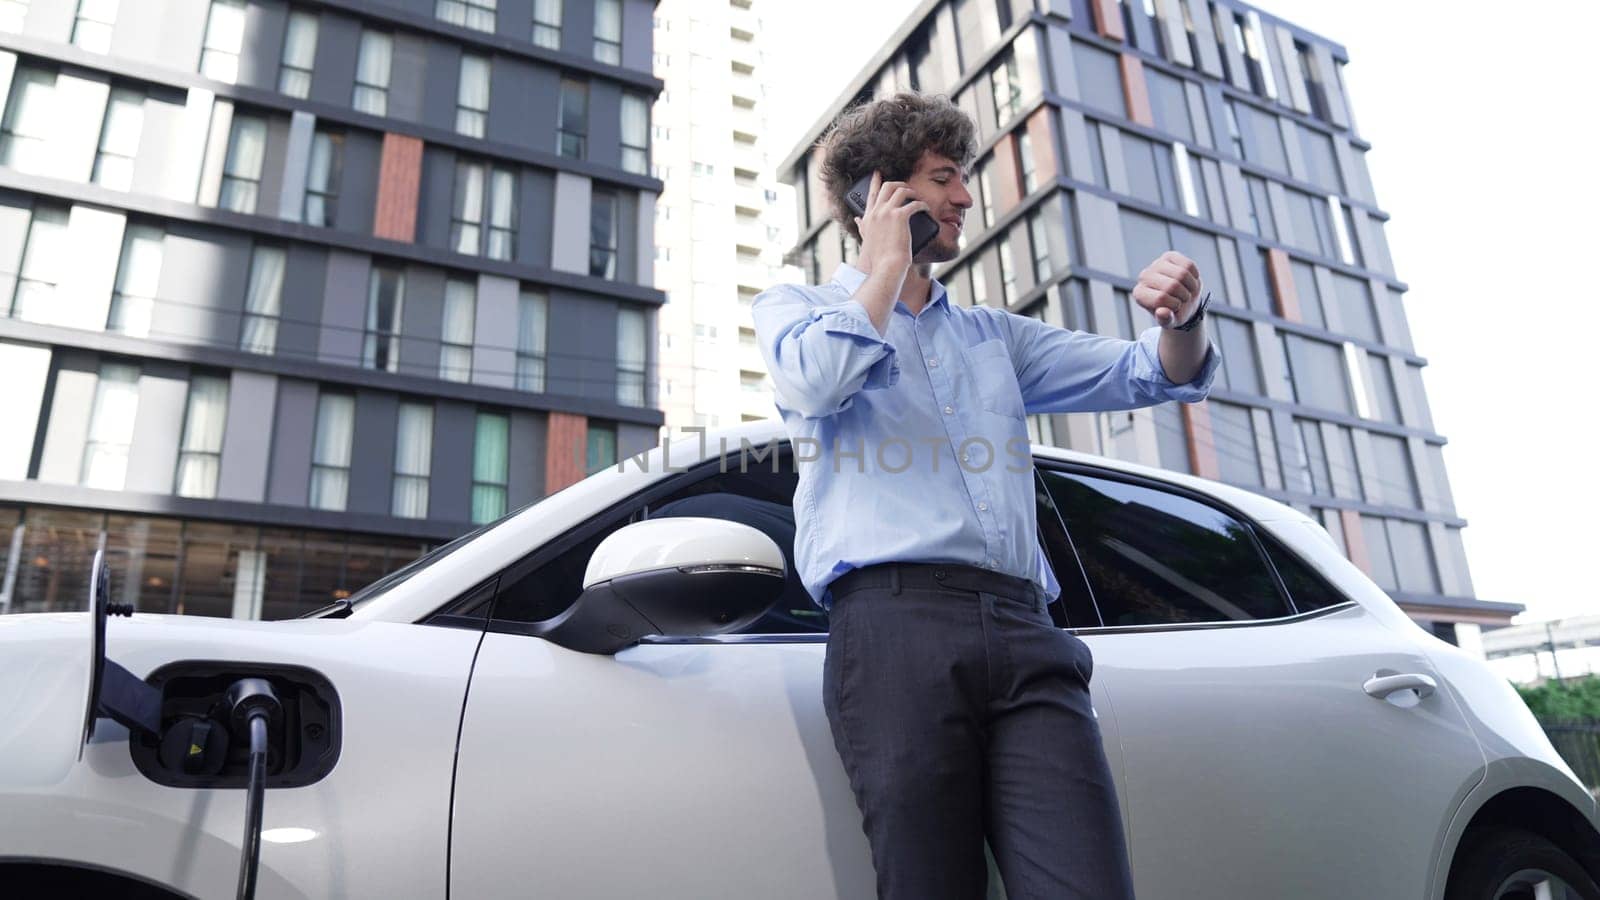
[1,421,1595,900]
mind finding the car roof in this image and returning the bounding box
[352,419,1323,623]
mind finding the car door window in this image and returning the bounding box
[490,447,823,635]
[1033,469,1102,629]
[1259,533,1349,613]
[1039,468,1293,626]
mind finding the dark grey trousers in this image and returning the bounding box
[823,563,1136,900]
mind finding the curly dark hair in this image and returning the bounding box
[818,92,977,242]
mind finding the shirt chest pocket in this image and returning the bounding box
[963,338,1025,420]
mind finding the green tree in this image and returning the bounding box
[1517,675,1600,720]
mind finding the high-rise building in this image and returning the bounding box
[778,0,1518,638]
[0,0,662,619]
[649,0,798,431]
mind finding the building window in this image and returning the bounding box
[7,206,67,321]
[217,114,266,214]
[976,157,995,228]
[1223,102,1243,158]
[1236,10,1278,100]
[593,0,621,64]
[240,245,285,354]
[451,160,516,260]
[617,306,646,405]
[0,67,55,177]
[175,375,229,499]
[437,0,495,33]
[586,421,616,473]
[1027,212,1051,284]
[456,53,490,138]
[1173,143,1202,218]
[971,256,989,306]
[1242,173,1273,239]
[532,0,561,49]
[199,0,245,82]
[106,225,164,337]
[392,403,433,518]
[440,278,476,382]
[1329,196,1357,265]
[309,393,354,511]
[81,363,140,491]
[353,30,392,115]
[92,88,144,191]
[0,0,27,32]
[558,78,587,158]
[363,266,405,373]
[278,9,318,98]
[989,53,1022,127]
[304,129,341,226]
[589,190,618,278]
[1016,129,1035,194]
[1296,40,1330,121]
[516,289,547,392]
[620,93,649,175]
[72,0,118,53]
[997,236,1016,305]
[471,412,509,524]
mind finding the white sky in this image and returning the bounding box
[767,0,1600,623]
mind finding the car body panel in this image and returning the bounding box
[0,613,477,899]
[1090,603,1484,899]
[450,631,1131,899]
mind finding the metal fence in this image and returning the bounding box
[1539,718,1600,791]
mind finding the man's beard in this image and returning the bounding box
[914,234,961,265]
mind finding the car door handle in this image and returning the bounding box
[1363,672,1437,701]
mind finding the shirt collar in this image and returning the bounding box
[832,263,951,318]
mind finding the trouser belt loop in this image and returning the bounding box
[890,565,901,595]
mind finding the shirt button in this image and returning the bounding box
[943,405,954,415]
[928,357,939,367]
[960,453,969,463]
[977,502,988,511]
[987,559,998,569]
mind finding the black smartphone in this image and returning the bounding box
[845,173,942,256]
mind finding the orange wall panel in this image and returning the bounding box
[1265,248,1302,322]
[1182,401,1222,481]
[1025,107,1059,185]
[373,132,423,243]
[992,132,1022,215]
[545,411,588,494]
[1092,0,1126,41]
[1339,508,1372,575]
[1119,54,1154,127]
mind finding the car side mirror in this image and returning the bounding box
[530,517,786,655]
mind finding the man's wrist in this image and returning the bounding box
[1171,291,1210,332]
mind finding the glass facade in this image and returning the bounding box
[0,504,432,620]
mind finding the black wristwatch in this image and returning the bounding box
[1172,291,1211,332]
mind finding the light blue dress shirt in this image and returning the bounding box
[753,264,1221,607]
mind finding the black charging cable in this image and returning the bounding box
[223,678,282,900]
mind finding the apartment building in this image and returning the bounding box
[0,0,661,618]
[778,0,1518,638]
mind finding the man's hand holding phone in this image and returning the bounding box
[851,171,932,279]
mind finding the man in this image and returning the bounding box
[752,93,1219,900]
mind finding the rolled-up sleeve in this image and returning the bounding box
[1005,313,1220,412]
[752,284,899,419]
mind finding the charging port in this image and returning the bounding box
[129,662,340,790]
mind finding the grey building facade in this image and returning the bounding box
[779,0,1517,634]
[0,0,662,619]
